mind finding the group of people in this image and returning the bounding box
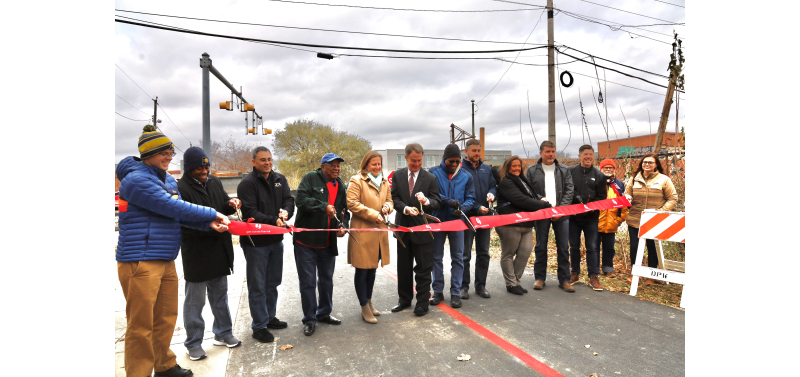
[115,125,678,377]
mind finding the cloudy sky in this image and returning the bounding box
[114,0,686,168]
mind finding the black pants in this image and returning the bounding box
[462,227,491,290]
[396,237,433,308]
[597,232,617,273]
[629,226,658,268]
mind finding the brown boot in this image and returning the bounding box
[368,299,380,316]
[569,272,580,284]
[589,275,603,291]
[361,305,377,324]
[533,280,546,290]
[559,282,576,292]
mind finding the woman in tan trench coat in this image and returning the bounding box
[346,151,394,324]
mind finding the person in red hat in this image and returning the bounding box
[597,159,628,275]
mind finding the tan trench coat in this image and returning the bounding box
[346,173,394,268]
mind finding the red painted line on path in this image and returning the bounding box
[377,266,565,377]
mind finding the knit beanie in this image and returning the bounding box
[184,146,210,172]
[443,143,461,161]
[599,158,617,169]
[138,125,174,159]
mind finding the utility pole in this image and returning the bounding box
[471,99,475,137]
[652,76,676,154]
[547,0,556,147]
[200,53,212,154]
[152,96,158,128]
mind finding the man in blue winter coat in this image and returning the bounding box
[459,139,497,300]
[116,125,229,377]
[429,143,476,309]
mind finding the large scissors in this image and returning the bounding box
[234,207,256,247]
[334,208,359,244]
[418,200,435,239]
[452,202,476,233]
[382,215,411,249]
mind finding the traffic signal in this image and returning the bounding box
[263,128,272,135]
[219,101,232,111]
[243,103,255,111]
[247,127,256,135]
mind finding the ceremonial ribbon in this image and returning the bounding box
[227,197,631,236]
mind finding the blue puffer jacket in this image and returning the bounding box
[429,160,476,223]
[116,156,218,262]
[460,158,497,216]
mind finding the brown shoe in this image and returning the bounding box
[368,299,380,316]
[569,272,580,284]
[361,305,377,324]
[589,275,603,291]
[533,280,546,290]
[559,282,575,292]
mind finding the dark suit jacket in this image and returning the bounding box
[391,167,441,245]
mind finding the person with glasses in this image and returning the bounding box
[293,153,350,336]
[116,125,229,377]
[428,143,476,309]
[237,146,295,343]
[624,153,678,274]
[177,147,243,361]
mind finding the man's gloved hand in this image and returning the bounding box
[450,209,462,218]
[448,199,460,209]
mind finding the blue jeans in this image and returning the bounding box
[569,217,600,276]
[432,230,465,296]
[462,227,491,290]
[293,242,336,324]
[533,218,571,283]
[242,242,284,331]
[183,276,233,350]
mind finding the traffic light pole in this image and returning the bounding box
[200,52,262,153]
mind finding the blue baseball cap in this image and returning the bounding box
[320,153,344,165]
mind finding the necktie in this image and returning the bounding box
[408,172,415,197]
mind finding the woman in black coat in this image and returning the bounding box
[495,156,552,295]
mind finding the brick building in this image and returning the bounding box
[596,132,683,159]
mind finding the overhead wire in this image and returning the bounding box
[654,0,684,8]
[477,8,547,104]
[115,112,150,122]
[115,18,549,54]
[115,64,152,99]
[156,102,193,147]
[116,94,150,116]
[555,52,573,157]
[573,0,684,24]
[266,0,543,12]
[115,9,548,46]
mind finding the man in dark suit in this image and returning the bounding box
[390,143,441,316]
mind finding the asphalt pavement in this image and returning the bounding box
[114,213,684,377]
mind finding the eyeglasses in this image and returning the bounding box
[642,161,656,165]
[325,163,341,169]
[159,151,177,158]
[445,159,461,164]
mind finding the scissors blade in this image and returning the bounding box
[418,201,434,239]
[458,210,477,232]
[422,213,441,223]
[235,208,256,247]
[335,212,359,244]
[384,219,407,248]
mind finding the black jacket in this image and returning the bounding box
[237,168,295,246]
[177,175,236,282]
[496,173,552,228]
[293,168,350,251]
[524,159,574,209]
[568,164,607,221]
[390,167,441,245]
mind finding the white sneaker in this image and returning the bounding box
[186,347,207,361]
[213,335,242,348]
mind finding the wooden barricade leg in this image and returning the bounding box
[629,236,647,296]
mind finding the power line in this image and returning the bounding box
[574,0,683,25]
[477,9,547,104]
[115,64,152,99]
[557,50,683,91]
[558,45,668,78]
[115,18,549,54]
[115,94,150,115]
[266,0,543,12]
[115,112,150,121]
[115,9,547,46]
[555,10,675,44]
[654,0,684,8]
[156,102,193,146]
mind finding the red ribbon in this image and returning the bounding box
[227,197,631,236]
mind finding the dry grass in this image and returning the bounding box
[487,227,684,310]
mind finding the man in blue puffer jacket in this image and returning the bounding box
[116,125,228,377]
[428,143,476,309]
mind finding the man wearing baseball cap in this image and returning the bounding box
[116,125,229,377]
[293,153,350,336]
[596,159,628,275]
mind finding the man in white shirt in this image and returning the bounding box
[524,141,576,292]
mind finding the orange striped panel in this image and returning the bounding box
[638,213,669,236]
[654,216,685,241]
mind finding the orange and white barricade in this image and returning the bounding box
[629,209,686,308]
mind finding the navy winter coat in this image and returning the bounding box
[429,160,476,222]
[115,156,218,262]
[460,158,497,216]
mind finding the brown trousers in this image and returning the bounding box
[118,260,179,377]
